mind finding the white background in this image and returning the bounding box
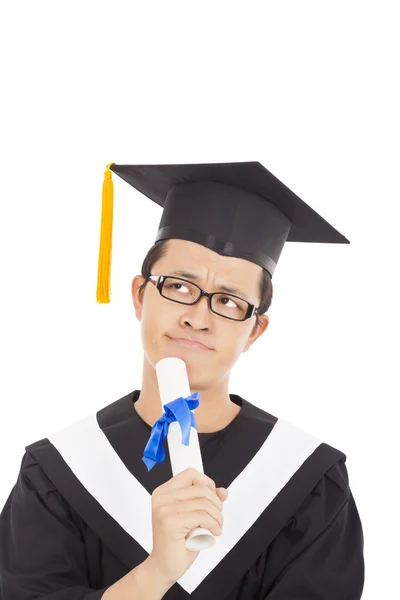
[1,2,399,598]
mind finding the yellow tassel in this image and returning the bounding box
[96,163,114,303]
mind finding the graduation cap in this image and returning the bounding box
[96,161,349,303]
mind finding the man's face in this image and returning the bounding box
[131,239,269,387]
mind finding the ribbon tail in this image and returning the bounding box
[142,455,157,472]
[142,420,168,470]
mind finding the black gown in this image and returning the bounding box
[0,390,365,599]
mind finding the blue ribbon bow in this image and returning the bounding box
[142,392,200,471]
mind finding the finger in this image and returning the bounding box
[178,510,222,536]
[216,487,229,501]
[160,467,217,494]
[176,498,224,528]
[173,484,224,511]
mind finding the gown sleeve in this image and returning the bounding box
[261,459,365,600]
[0,451,110,600]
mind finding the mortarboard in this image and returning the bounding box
[96,161,349,303]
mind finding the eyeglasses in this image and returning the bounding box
[147,275,260,322]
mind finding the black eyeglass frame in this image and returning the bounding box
[146,275,260,322]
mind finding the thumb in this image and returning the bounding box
[216,487,229,501]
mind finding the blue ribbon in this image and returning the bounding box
[141,392,200,472]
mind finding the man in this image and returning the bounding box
[0,162,364,599]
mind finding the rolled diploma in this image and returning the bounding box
[155,356,216,551]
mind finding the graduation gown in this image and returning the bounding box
[0,390,364,599]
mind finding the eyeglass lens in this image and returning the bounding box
[161,277,248,321]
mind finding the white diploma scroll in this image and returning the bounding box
[155,356,216,551]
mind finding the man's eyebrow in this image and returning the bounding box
[168,270,250,301]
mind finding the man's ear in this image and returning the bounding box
[242,314,269,353]
[131,275,146,321]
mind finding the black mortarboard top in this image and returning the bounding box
[96,161,349,303]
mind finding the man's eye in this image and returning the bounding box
[218,296,239,308]
[170,283,188,292]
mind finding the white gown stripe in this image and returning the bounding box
[49,414,321,594]
[49,415,153,552]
